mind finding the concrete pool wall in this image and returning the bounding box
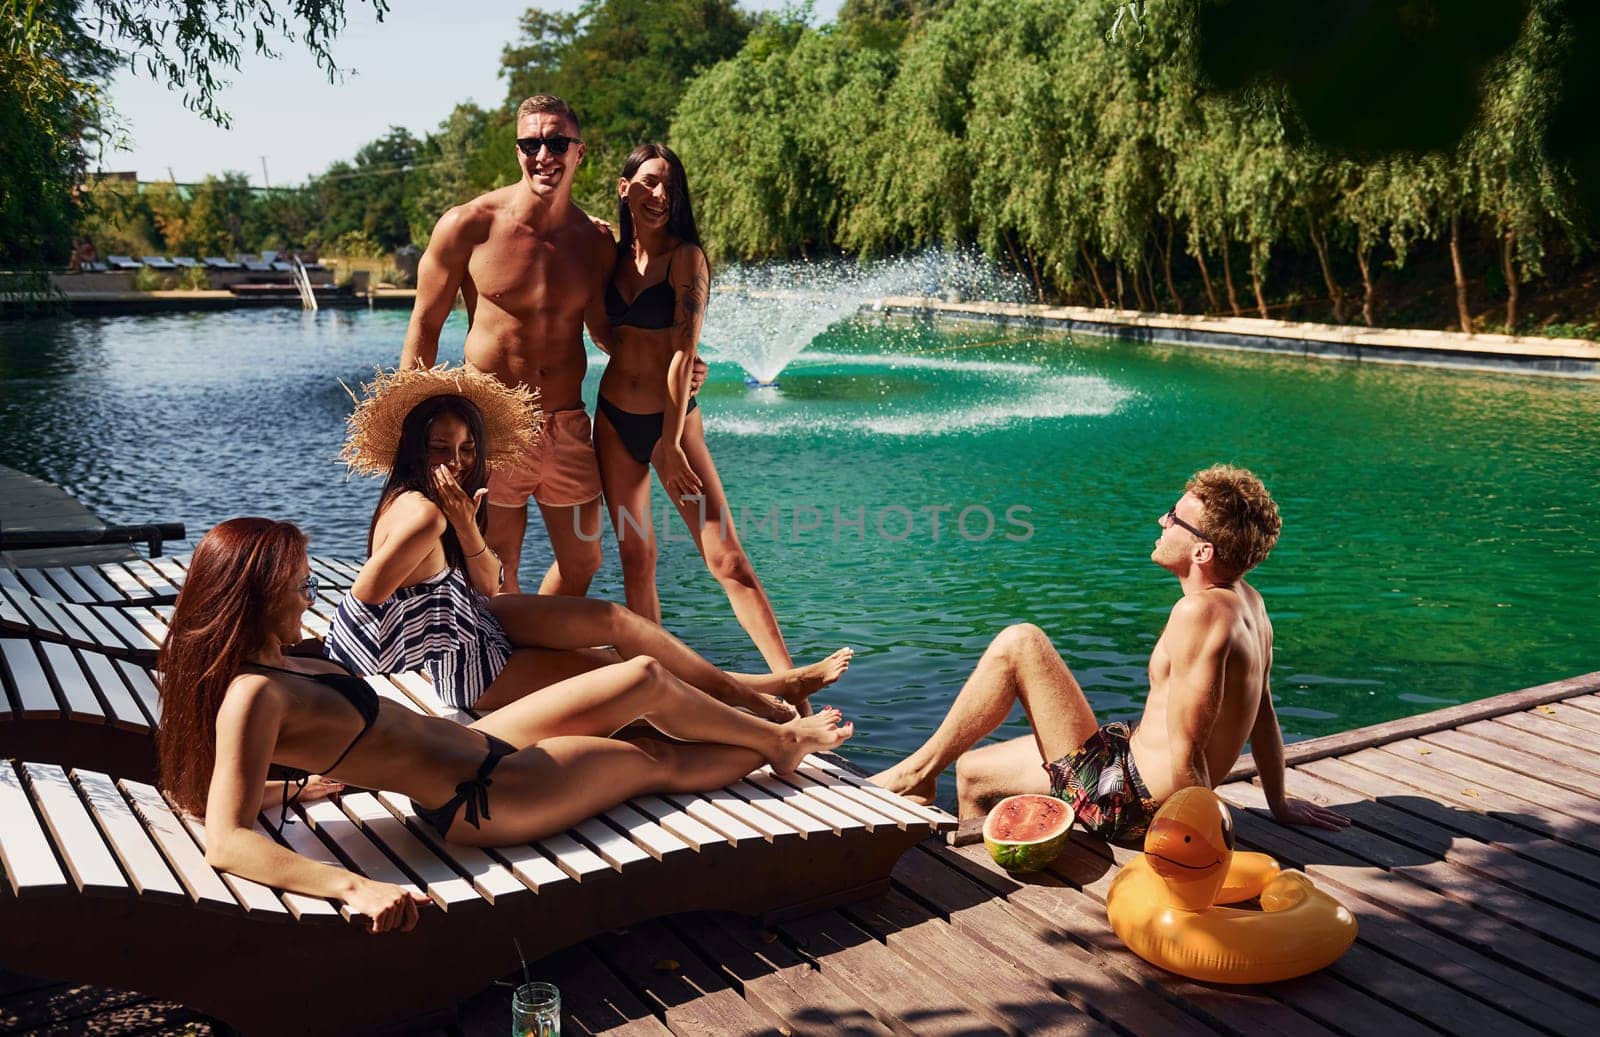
[872,295,1600,379]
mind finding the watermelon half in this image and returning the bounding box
[983,794,1075,873]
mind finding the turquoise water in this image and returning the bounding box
[2,308,1596,783]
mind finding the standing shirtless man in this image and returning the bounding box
[401,94,615,594]
[872,464,1349,840]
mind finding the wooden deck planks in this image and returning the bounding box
[841,888,1113,1035]
[777,906,1015,1036]
[7,670,1600,1035]
[590,919,786,1034]
[670,911,895,1035]
[1216,791,1600,1034]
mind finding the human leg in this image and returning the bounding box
[485,504,528,594]
[531,408,606,596]
[666,415,795,674]
[467,655,851,772]
[869,623,1100,816]
[486,594,850,719]
[595,407,662,621]
[952,736,1054,816]
[536,499,602,596]
[446,735,764,847]
[471,645,620,713]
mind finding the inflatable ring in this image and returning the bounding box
[1106,786,1358,984]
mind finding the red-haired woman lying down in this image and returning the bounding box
[157,517,851,933]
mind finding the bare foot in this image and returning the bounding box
[771,706,854,775]
[744,692,798,723]
[868,761,936,805]
[739,647,853,706]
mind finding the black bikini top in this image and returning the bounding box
[606,251,677,330]
[248,662,380,824]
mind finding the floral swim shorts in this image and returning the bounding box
[1043,722,1160,843]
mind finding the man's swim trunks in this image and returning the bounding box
[486,406,602,508]
[1043,722,1160,842]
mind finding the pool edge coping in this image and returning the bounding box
[1225,668,1600,782]
[872,296,1600,380]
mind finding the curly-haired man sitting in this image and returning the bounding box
[872,464,1348,840]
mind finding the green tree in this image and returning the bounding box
[3,0,383,269]
[90,0,389,127]
[1465,0,1580,331]
[309,126,421,250]
[407,104,516,247]
[501,0,754,214]
[673,14,861,259]
[183,173,254,256]
[142,181,190,254]
[77,177,162,257]
[1,2,116,267]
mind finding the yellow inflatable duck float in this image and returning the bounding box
[1106,786,1358,983]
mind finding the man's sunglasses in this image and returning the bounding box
[516,135,580,156]
[1164,506,1212,542]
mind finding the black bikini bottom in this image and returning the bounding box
[597,394,699,466]
[413,733,516,838]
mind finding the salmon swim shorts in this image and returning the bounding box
[486,407,603,509]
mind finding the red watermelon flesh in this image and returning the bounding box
[983,794,1075,872]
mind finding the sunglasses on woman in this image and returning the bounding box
[299,574,320,601]
[516,135,580,156]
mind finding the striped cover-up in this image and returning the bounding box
[323,566,512,709]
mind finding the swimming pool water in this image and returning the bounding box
[2,307,1596,792]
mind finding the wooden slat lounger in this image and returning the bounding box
[0,584,343,661]
[0,752,952,1035]
[0,639,162,781]
[0,638,489,781]
[0,553,363,606]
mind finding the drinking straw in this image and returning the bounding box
[514,937,531,987]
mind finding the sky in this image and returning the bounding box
[100,0,843,187]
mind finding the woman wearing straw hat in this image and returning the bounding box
[326,364,850,717]
[158,516,853,932]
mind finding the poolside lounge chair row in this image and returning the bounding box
[1,552,361,606]
[0,582,345,662]
[99,254,330,273]
[0,631,953,1034]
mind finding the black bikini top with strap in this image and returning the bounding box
[247,661,381,824]
[605,251,677,330]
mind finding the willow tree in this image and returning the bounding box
[671,16,842,258]
[838,0,1021,257]
[964,0,1091,301]
[1464,0,1579,332]
[1226,97,1299,319]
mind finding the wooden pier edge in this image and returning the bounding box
[1225,668,1600,782]
[941,669,1600,845]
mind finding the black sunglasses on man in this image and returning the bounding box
[516,135,580,157]
[1164,505,1212,542]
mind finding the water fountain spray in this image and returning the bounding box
[701,248,1026,387]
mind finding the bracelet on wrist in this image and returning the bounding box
[464,542,490,559]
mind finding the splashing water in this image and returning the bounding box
[701,249,1028,384]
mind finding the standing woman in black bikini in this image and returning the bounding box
[597,144,827,701]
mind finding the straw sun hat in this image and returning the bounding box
[339,364,542,476]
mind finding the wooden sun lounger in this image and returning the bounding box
[2,552,363,606]
[0,640,162,781]
[0,748,950,1035]
[0,583,340,662]
[0,638,462,782]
